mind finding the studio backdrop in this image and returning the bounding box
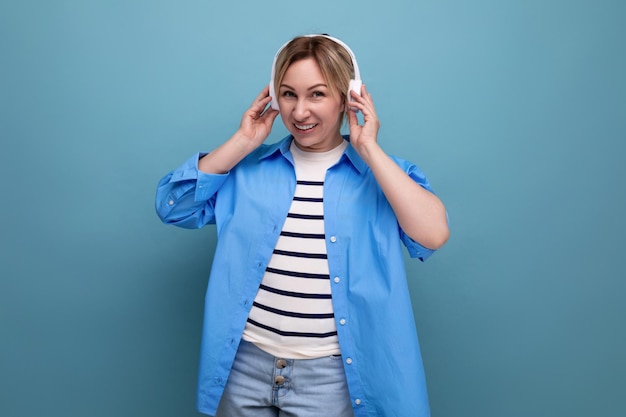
[1,1,624,416]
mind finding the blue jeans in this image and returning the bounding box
[214,340,355,417]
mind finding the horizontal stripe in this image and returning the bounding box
[268,254,329,275]
[259,284,332,299]
[297,180,324,186]
[259,273,332,295]
[252,302,334,319]
[293,187,323,200]
[293,196,324,203]
[273,249,327,259]
[253,292,333,316]
[280,231,325,239]
[287,213,324,220]
[246,318,338,338]
[265,267,329,279]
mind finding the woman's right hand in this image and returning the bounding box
[235,85,279,150]
[198,86,279,174]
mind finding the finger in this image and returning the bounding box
[355,85,376,107]
[348,95,371,117]
[256,95,272,109]
[350,88,363,103]
[347,106,360,129]
[352,88,378,118]
[247,96,273,120]
[263,107,279,126]
[349,89,372,112]
[257,85,271,99]
[250,87,272,109]
[360,83,375,101]
[261,101,279,116]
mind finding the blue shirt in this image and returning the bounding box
[156,135,438,417]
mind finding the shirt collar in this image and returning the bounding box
[259,135,368,175]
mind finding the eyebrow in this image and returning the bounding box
[280,83,328,91]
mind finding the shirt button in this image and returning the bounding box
[334,277,340,283]
[168,199,174,206]
[355,399,362,405]
[276,359,287,369]
[274,375,286,385]
[329,236,337,243]
[346,357,353,365]
[339,318,346,325]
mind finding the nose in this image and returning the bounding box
[293,98,310,120]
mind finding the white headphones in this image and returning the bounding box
[269,34,362,111]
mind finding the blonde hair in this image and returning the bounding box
[274,35,355,120]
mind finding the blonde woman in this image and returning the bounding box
[156,34,449,417]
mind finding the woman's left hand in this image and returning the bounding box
[347,84,380,153]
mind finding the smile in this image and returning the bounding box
[294,123,318,131]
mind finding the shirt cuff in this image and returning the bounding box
[402,233,436,261]
[193,153,229,202]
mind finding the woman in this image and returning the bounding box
[156,34,449,417]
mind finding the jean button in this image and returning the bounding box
[274,375,286,385]
[276,358,287,369]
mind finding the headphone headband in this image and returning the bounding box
[269,34,362,111]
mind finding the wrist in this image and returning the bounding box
[230,130,259,154]
[354,140,383,163]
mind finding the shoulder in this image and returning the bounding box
[243,135,293,162]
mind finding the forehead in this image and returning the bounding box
[281,58,326,86]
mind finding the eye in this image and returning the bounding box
[281,90,296,98]
[312,91,325,98]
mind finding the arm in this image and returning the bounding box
[347,85,449,250]
[156,86,279,228]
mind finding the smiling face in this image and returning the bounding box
[278,58,345,152]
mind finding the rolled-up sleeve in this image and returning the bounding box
[401,234,437,261]
[397,158,447,262]
[155,152,229,229]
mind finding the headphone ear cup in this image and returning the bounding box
[348,79,362,112]
[269,82,280,111]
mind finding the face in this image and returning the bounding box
[278,58,345,152]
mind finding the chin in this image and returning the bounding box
[292,137,318,149]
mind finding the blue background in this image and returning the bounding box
[1,0,624,416]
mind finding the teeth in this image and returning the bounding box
[295,123,317,131]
